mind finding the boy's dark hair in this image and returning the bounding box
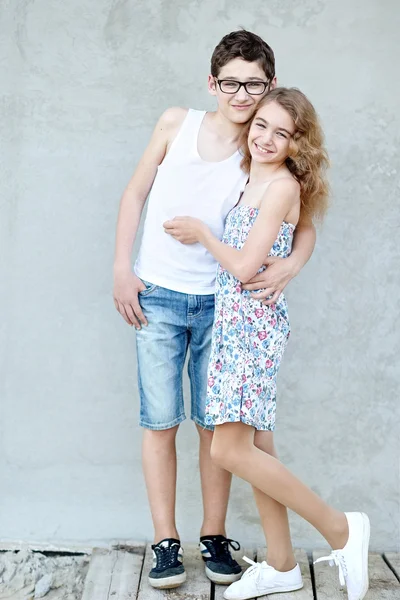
[211,30,275,81]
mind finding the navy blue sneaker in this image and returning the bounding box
[148,538,186,589]
[200,535,242,584]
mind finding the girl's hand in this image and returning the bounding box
[163,216,207,244]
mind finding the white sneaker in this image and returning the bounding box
[223,557,303,600]
[314,512,370,600]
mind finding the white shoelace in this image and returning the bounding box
[242,556,272,583]
[314,551,348,586]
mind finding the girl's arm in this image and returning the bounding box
[164,179,299,283]
[241,212,315,302]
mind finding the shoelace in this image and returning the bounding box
[207,538,241,563]
[153,544,180,569]
[242,556,272,583]
[314,551,348,586]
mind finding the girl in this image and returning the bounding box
[164,88,370,600]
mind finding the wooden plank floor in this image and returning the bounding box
[80,546,400,599]
[81,546,145,600]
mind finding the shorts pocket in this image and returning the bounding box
[138,279,158,297]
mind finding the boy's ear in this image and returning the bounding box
[208,74,217,96]
[269,76,277,90]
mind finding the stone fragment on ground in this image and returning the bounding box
[34,574,52,598]
[0,549,89,600]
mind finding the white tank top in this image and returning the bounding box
[135,109,248,294]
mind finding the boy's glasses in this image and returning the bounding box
[215,79,270,95]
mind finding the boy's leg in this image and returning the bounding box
[189,294,241,584]
[136,283,188,587]
[142,426,180,542]
[196,424,231,537]
[188,293,231,535]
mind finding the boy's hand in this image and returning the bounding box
[163,216,207,244]
[242,256,299,305]
[113,268,148,328]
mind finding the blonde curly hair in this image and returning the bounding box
[240,87,330,221]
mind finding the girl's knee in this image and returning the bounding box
[210,435,224,465]
[210,427,249,471]
[210,435,235,470]
[254,430,277,457]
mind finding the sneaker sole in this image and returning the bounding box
[223,582,303,600]
[205,565,242,584]
[359,512,370,600]
[148,572,186,589]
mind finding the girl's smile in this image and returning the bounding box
[253,142,274,154]
[248,100,295,164]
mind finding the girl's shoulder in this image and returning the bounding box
[266,176,299,195]
[260,177,300,208]
[242,175,299,211]
[258,177,301,224]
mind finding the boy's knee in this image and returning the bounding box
[196,424,213,442]
[143,425,179,446]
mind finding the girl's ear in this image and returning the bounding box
[288,136,299,158]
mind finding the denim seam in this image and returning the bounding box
[138,284,158,297]
[139,413,186,430]
[188,352,198,423]
[192,416,214,431]
[188,306,203,320]
[187,295,205,321]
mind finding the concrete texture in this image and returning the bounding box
[0,549,89,599]
[0,0,399,551]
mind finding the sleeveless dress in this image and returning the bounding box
[205,205,296,431]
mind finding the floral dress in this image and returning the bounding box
[205,205,295,431]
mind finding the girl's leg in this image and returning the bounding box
[211,422,348,549]
[253,431,296,571]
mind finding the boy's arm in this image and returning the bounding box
[113,107,187,327]
[242,213,316,304]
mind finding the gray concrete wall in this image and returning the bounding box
[1,0,399,551]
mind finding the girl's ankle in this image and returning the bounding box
[327,512,349,550]
[267,554,297,572]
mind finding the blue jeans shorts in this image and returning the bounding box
[136,280,215,431]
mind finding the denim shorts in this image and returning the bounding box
[135,280,215,431]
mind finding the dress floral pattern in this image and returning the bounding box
[205,205,295,431]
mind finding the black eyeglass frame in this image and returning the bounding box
[215,78,272,95]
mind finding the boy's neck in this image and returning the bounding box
[206,109,245,145]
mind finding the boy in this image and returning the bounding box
[114,30,315,589]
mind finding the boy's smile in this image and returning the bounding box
[209,57,275,124]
